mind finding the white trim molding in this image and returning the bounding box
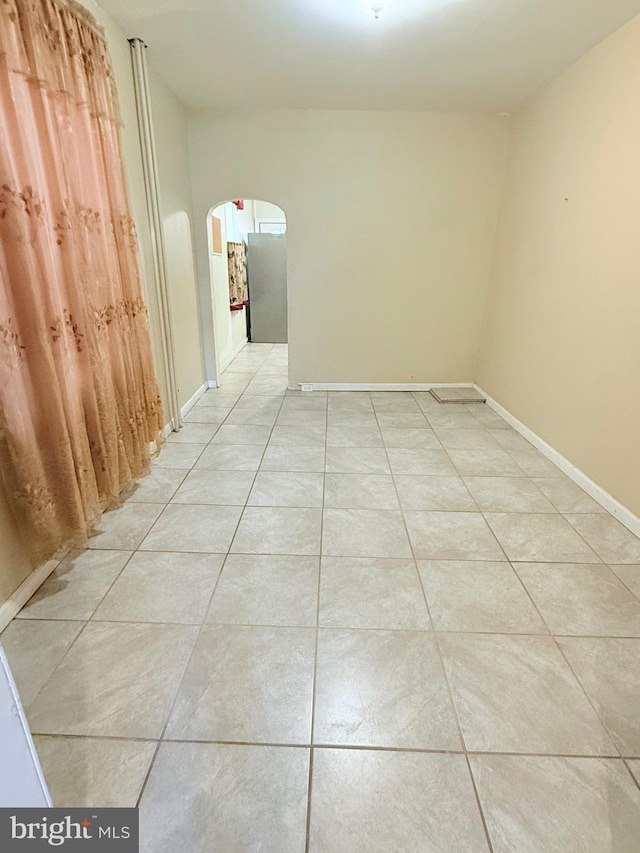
[475,384,640,539]
[0,648,52,805]
[219,338,248,375]
[180,382,208,417]
[295,382,476,392]
[162,382,209,435]
[0,560,59,634]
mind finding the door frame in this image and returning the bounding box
[203,199,288,382]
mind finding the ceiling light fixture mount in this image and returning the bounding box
[359,0,393,19]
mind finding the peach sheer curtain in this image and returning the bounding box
[0,0,164,564]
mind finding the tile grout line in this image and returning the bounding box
[420,408,617,564]
[132,513,232,807]
[18,547,155,716]
[144,499,615,513]
[14,612,640,641]
[134,350,286,808]
[542,625,628,765]
[82,551,139,626]
[304,387,329,853]
[555,510,616,565]
[434,427,513,566]
[608,569,640,605]
[550,638,627,761]
[62,544,611,566]
[422,398,631,821]
[224,376,290,555]
[21,618,94,716]
[411,566,497,852]
[10,358,640,831]
[27,729,639,762]
[19,470,194,715]
[623,758,640,792]
[484,423,631,561]
[15,349,269,801]
[15,549,136,714]
[384,394,495,853]
[503,561,629,761]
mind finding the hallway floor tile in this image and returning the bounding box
[3,342,640,851]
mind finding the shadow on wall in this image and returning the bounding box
[161,210,205,408]
[206,200,287,375]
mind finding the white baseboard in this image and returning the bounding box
[180,382,208,417]
[205,338,249,388]
[296,382,476,392]
[0,559,60,633]
[475,384,640,539]
[219,338,248,374]
[161,382,209,435]
[158,421,174,441]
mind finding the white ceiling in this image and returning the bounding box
[98,0,640,111]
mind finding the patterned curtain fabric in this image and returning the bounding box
[0,0,164,564]
[227,241,248,311]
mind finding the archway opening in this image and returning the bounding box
[206,199,287,379]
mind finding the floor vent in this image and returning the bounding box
[430,387,486,404]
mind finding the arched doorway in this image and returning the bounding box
[205,199,287,378]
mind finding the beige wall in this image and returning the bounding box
[0,0,203,607]
[188,110,508,384]
[149,67,205,406]
[477,14,640,517]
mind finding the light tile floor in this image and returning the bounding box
[2,342,640,851]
